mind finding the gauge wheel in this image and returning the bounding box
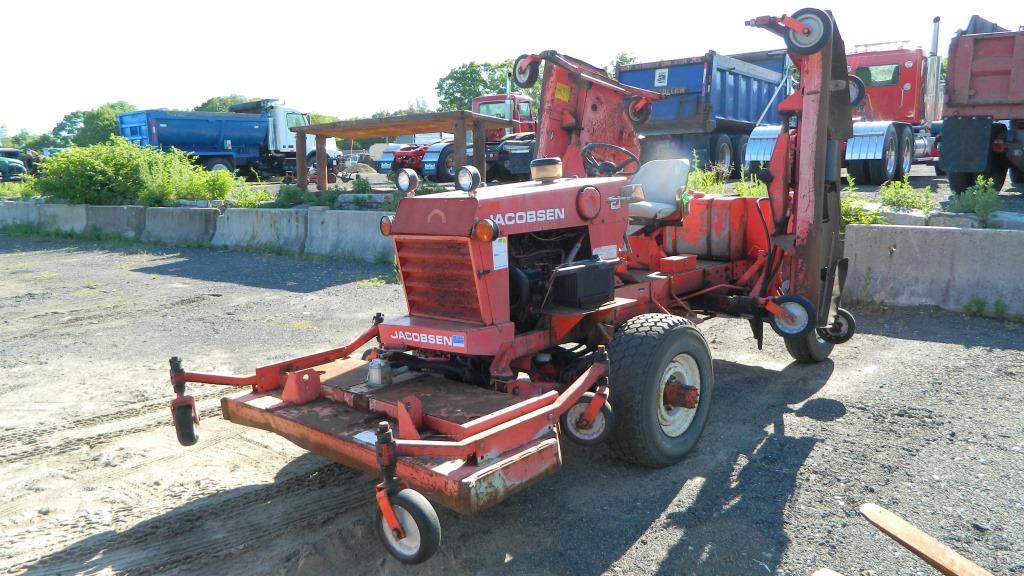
[376,489,441,565]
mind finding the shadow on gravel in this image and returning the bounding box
[15,454,373,576]
[851,307,1024,351]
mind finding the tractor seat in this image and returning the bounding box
[627,159,691,220]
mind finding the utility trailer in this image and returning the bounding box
[166,8,857,564]
[617,49,789,176]
[939,15,1024,192]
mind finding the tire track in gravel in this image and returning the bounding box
[11,463,375,576]
[0,405,223,465]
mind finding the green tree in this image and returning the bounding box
[436,62,513,111]
[371,98,432,119]
[608,52,637,79]
[308,112,339,125]
[73,102,136,146]
[52,111,85,145]
[193,94,249,112]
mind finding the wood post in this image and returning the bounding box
[295,132,307,188]
[472,120,488,182]
[316,135,328,192]
[453,117,467,176]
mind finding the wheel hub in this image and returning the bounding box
[663,381,699,409]
[657,354,701,437]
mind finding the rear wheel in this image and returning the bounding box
[731,134,749,178]
[203,157,234,173]
[608,314,714,468]
[376,489,441,565]
[867,125,898,184]
[895,127,913,179]
[711,134,733,176]
[847,160,869,186]
[437,148,455,182]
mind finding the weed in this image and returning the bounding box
[351,176,373,194]
[0,175,40,200]
[948,175,1001,220]
[879,175,934,212]
[228,186,273,208]
[993,299,1008,319]
[841,193,887,230]
[844,173,857,195]
[270,184,317,208]
[686,151,727,194]
[963,296,988,317]
[356,274,398,287]
[416,180,447,195]
[733,166,767,197]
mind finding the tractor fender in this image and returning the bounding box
[744,125,783,167]
[845,121,902,161]
[377,143,404,172]
[421,142,452,172]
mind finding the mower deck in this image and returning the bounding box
[220,358,563,515]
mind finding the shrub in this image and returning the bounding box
[271,184,316,207]
[948,175,1001,220]
[351,176,373,194]
[841,193,887,230]
[686,151,727,194]
[963,296,987,317]
[733,167,767,197]
[0,175,40,200]
[879,175,934,212]
[35,136,249,206]
[228,186,273,208]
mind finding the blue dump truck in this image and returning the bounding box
[617,49,789,175]
[118,99,339,179]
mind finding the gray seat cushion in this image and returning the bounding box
[627,159,691,220]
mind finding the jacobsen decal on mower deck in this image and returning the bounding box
[489,208,565,226]
[392,331,465,348]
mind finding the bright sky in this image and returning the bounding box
[3,0,1023,136]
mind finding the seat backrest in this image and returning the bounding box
[628,159,690,205]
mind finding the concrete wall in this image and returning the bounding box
[86,205,147,238]
[142,207,219,245]
[0,201,39,227]
[306,209,394,262]
[845,224,1024,315]
[212,208,308,253]
[38,204,87,233]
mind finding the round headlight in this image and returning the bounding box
[472,218,499,242]
[576,186,602,220]
[396,168,418,196]
[379,215,394,236]
[456,166,482,193]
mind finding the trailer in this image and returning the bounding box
[939,16,1024,192]
[616,49,789,176]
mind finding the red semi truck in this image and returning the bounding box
[939,16,1024,192]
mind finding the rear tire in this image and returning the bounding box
[608,314,714,468]
[731,134,749,178]
[437,148,455,182]
[204,157,234,173]
[711,134,733,176]
[867,125,898,184]
[784,330,835,364]
[895,127,913,179]
[846,160,869,186]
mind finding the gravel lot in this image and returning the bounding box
[1,232,1022,576]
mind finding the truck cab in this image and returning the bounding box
[471,94,537,141]
[847,48,927,125]
[228,99,337,160]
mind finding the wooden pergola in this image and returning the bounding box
[291,111,513,191]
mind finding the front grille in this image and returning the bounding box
[395,238,483,324]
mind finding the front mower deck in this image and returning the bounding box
[220,358,562,515]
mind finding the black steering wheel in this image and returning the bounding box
[581,142,640,177]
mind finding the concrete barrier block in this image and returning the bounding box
[212,208,308,253]
[142,207,219,245]
[927,212,979,228]
[38,204,87,233]
[0,201,40,227]
[845,224,1024,315]
[992,211,1024,231]
[305,209,393,262]
[86,205,146,238]
[879,208,927,226]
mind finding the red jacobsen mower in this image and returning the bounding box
[167,8,856,564]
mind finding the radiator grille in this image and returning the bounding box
[395,238,482,324]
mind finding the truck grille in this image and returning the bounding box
[395,238,483,324]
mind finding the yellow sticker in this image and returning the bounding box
[555,82,571,102]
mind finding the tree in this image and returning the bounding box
[608,52,637,80]
[74,101,136,146]
[52,111,85,145]
[371,98,432,119]
[193,94,249,113]
[436,62,513,111]
[308,112,340,125]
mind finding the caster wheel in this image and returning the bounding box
[769,295,816,338]
[560,392,614,446]
[785,8,833,55]
[513,54,539,88]
[173,404,198,447]
[376,489,440,564]
[817,307,856,344]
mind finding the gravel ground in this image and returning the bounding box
[1,236,1022,576]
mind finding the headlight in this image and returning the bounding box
[396,168,418,196]
[472,218,499,242]
[456,166,482,194]
[379,215,394,236]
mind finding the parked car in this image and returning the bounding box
[0,156,27,182]
[0,148,37,173]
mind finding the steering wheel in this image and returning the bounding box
[581,142,640,177]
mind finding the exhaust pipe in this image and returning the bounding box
[925,16,942,126]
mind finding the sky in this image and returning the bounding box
[3,0,1023,136]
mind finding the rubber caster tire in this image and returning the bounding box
[785,330,835,364]
[513,54,539,88]
[376,489,441,565]
[173,405,198,447]
[607,314,714,468]
[817,307,856,345]
[785,8,833,55]
[560,392,614,446]
[769,295,816,339]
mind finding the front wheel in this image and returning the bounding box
[608,314,714,468]
[376,489,441,565]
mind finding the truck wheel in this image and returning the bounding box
[607,314,714,468]
[731,135,749,178]
[1011,166,1024,188]
[204,158,234,173]
[437,148,455,182]
[784,330,835,364]
[847,160,869,186]
[784,8,833,55]
[895,127,913,179]
[513,54,539,89]
[867,125,898,184]
[948,171,975,194]
[711,134,733,176]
